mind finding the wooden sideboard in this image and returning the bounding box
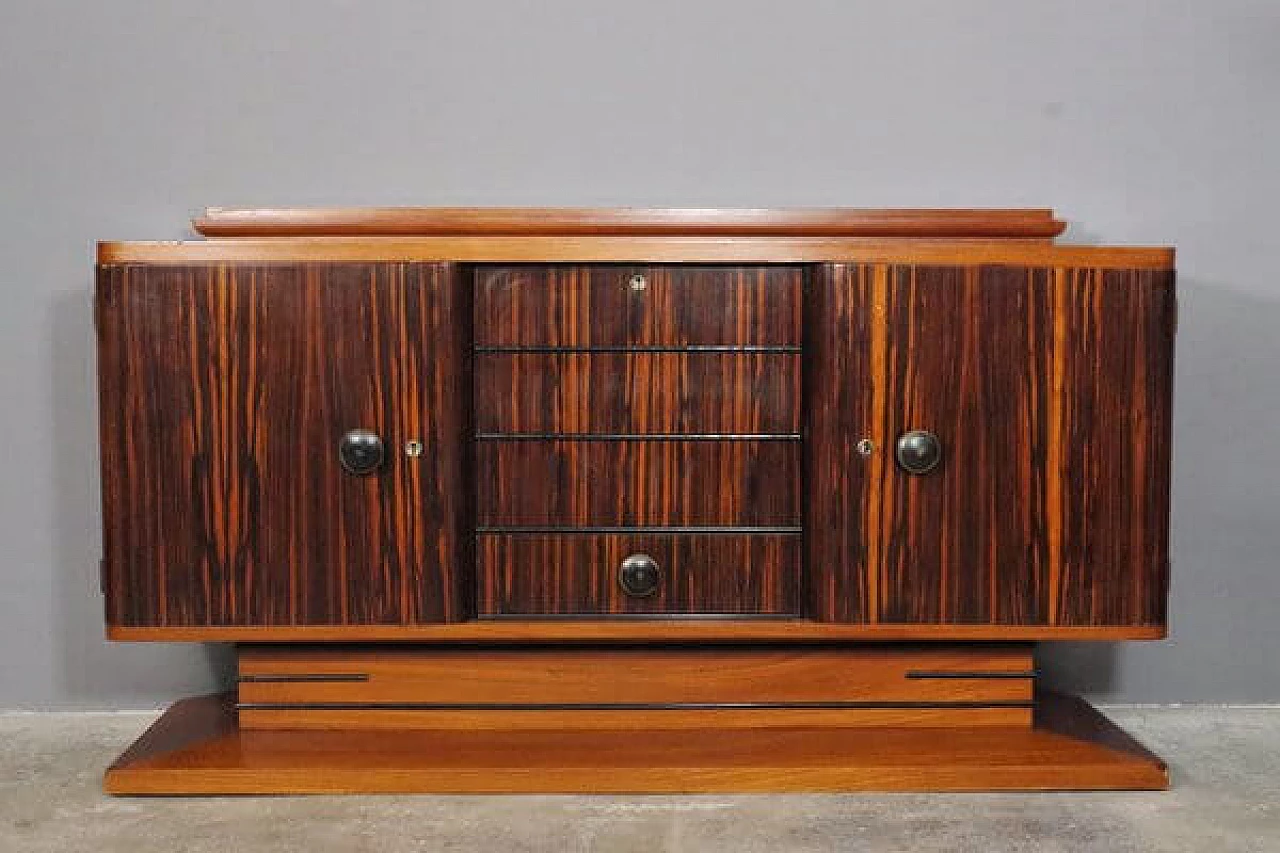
[95,208,1175,793]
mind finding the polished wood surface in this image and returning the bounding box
[474,352,801,435]
[237,645,1033,706]
[99,236,1174,268]
[103,690,1167,794]
[107,621,1165,642]
[474,264,803,347]
[193,207,1067,238]
[806,263,1174,627]
[476,440,800,527]
[239,706,1027,730]
[96,263,473,627]
[476,534,799,615]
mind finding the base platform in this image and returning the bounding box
[105,691,1167,794]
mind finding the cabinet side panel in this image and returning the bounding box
[1054,268,1174,626]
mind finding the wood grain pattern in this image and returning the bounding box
[96,263,472,626]
[474,352,801,435]
[98,237,1175,269]
[107,621,1165,642]
[236,645,1034,706]
[476,440,800,527]
[194,207,1067,238]
[806,263,1174,626]
[474,265,803,347]
[475,534,799,615]
[103,691,1167,793]
[237,707,1029,730]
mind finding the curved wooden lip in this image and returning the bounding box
[193,207,1068,239]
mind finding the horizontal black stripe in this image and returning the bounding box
[475,345,802,354]
[476,433,802,442]
[237,700,1032,712]
[475,526,803,535]
[238,673,370,683]
[475,613,800,622]
[905,671,1039,680]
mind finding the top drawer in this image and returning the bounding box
[474,265,803,348]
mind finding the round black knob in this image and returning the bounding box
[895,430,942,475]
[618,553,661,598]
[338,429,385,476]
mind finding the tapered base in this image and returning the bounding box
[104,690,1167,794]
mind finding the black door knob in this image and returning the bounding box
[338,429,385,476]
[618,553,661,598]
[895,430,942,475]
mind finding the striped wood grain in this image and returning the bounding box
[475,440,801,528]
[474,352,800,435]
[805,263,1174,626]
[96,263,472,627]
[476,534,800,615]
[473,264,803,347]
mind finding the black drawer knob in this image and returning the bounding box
[618,553,661,598]
[895,430,942,475]
[338,429,385,476]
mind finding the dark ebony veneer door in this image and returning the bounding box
[806,263,1175,627]
[96,263,471,627]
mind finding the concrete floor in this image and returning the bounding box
[1,708,1277,852]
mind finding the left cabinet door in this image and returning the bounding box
[96,263,472,629]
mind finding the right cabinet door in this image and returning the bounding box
[806,263,1175,628]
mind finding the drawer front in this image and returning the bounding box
[476,440,800,527]
[474,265,803,347]
[477,534,799,615]
[475,352,801,436]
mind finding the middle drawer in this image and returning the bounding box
[475,352,800,436]
[476,440,800,528]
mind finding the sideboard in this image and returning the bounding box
[95,208,1175,793]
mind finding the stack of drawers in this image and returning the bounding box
[473,265,804,616]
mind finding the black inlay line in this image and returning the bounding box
[474,613,801,622]
[237,701,1033,712]
[905,670,1039,680]
[474,345,802,354]
[475,526,803,535]
[476,433,802,442]
[238,673,371,684]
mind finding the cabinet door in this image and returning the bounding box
[806,263,1174,627]
[96,263,471,627]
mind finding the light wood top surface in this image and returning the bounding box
[97,208,1173,268]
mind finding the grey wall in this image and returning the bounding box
[1,0,1277,708]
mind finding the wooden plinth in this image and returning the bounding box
[104,691,1166,794]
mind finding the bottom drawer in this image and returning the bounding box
[477,534,799,616]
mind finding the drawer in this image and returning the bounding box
[476,534,800,615]
[476,440,801,527]
[474,265,802,347]
[475,352,801,435]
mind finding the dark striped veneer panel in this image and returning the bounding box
[474,352,801,436]
[476,534,800,615]
[806,263,1174,626]
[476,440,801,528]
[474,265,803,347]
[96,263,472,626]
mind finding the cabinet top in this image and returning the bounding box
[191,207,1068,239]
[98,207,1174,269]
